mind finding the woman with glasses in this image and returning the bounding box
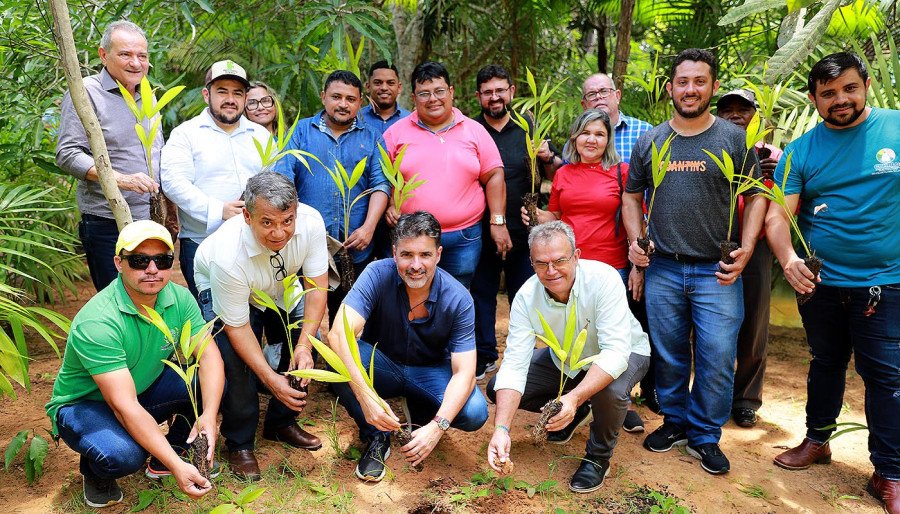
[245,81,279,135]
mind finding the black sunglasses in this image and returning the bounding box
[122,253,175,270]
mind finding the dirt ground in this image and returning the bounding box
[0,271,883,513]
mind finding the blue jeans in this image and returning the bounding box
[471,242,533,363]
[645,256,744,445]
[199,289,300,451]
[78,213,120,292]
[331,340,489,441]
[437,223,482,289]
[798,283,900,479]
[55,366,196,480]
[178,238,200,299]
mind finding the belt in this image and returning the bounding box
[655,252,717,264]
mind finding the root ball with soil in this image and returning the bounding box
[797,255,822,305]
[531,398,563,444]
[191,433,210,480]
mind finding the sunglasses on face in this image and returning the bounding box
[121,253,175,270]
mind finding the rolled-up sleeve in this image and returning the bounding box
[56,92,96,180]
[589,274,632,379]
[492,293,536,394]
[160,126,224,233]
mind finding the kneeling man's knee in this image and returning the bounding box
[452,390,489,432]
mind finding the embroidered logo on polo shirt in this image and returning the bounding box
[873,148,899,174]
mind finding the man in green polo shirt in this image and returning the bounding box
[45,220,225,508]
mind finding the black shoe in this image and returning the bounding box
[732,407,757,428]
[568,455,611,493]
[687,443,730,474]
[622,409,645,433]
[475,360,497,381]
[547,403,592,444]
[643,422,688,452]
[355,433,391,482]
[83,476,123,508]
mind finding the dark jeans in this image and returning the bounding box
[178,238,200,299]
[437,223,482,289]
[734,240,772,411]
[798,282,900,480]
[199,289,298,451]
[56,366,195,480]
[487,347,649,460]
[471,242,533,364]
[78,213,120,292]
[331,340,489,441]
[327,259,372,326]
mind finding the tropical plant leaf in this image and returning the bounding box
[535,310,561,351]
[4,430,28,469]
[235,483,266,504]
[140,305,173,342]
[130,489,160,512]
[765,0,843,84]
[115,81,142,120]
[209,505,236,514]
[718,0,787,26]
[305,334,350,377]
[25,435,48,484]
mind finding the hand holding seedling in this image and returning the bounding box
[344,223,375,250]
[628,238,654,268]
[545,393,580,432]
[401,421,443,466]
[358,390,401,432]
[384,202,401,226]
[112,169,159,194]
[187,412,217,465]
[782,255,819,294]
[171,460,212,499]
[487,429,512,472]
[520,205,557,226]
[289,344,315,387]
[267,373,308,412]
[715,246,751,286]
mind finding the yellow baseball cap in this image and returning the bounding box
[115,220,174,255]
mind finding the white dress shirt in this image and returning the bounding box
[494,259,650,394]
[193,204,329,327]
[160,110,267,242]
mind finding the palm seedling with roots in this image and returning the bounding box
[530,302,599,444]
[636,133,676,271]
[141,308,216,479]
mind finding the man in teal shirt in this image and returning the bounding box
[46,221,224,508]
[767,52,899,514]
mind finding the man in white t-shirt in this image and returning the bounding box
[194,172,329,480]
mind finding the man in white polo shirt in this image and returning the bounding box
[161,59,267,297]
[194,172,329,480]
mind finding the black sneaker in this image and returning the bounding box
[568,455,611,493]
[548,403,592,444]
[83,476,123,508]
[687,443,730,474]
[355,432,391,482]
[732,407,757,428]
[643,422,688,452]
[622,409,645,433]
[146,455,221,479]
[475,360,497,381]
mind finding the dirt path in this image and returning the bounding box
[0,279,882,513]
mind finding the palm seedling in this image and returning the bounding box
[116,76,184,226]
[510,68,562,228]
[702,112,772,269]
[141,307,216,479]
[322,157,375,290]
[530,302,599,444]
[252,97,315,173]
[636,132,676,271]
[252,273,326,391]
[378,143,426,216]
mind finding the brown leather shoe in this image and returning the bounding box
[868,472,900,514]
[773,438,831,470]
[226,449,261,481]
[263,424,322,451]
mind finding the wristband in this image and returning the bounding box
[495,424,510,433]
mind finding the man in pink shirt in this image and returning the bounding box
[383,61,512,288]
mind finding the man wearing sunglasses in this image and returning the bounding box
[46,220,225,508]
[486,221,649,494]
[193,172,329,480]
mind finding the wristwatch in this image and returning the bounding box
[490,214,506,226]
[433,415,451,431]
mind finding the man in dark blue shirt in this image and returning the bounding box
[328,211,488,482]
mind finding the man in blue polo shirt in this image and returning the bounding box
[275,70,390,322]
[327,211,489,482]
[360,60,410,136]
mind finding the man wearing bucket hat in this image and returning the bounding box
[46,220,225,508]
[161,59,267,297]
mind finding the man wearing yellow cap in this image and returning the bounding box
[45,220,225,508]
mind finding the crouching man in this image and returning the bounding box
[486,221,650,493]
[328,211,489,482]
[46,220,224,508]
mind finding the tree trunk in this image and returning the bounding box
[613,0,636,90]
[597,18,608,73]
[49,0,133,229]
[390,2,426,112]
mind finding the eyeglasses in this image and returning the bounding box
[582,88,616,102]
[531,254,575,272]
[415,88,450,100]
[121,253,174,270]
[246,96,275,111]
[478,86,510,98]
[270,251,287,281]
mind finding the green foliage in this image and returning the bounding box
[212,484,267,514]
[253,97,304,171]
[852,32,900,110]
[644,132,677,235]
[533,302,596,399]
[251,273,323,364]
[316,156,375,243]
[116,76,185,181]
[510,68,563,193]
[378,143,425,212]
[449,470,557,506]
[820,421,868,443]
[3,429,49,485]
[751,152,814,256]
